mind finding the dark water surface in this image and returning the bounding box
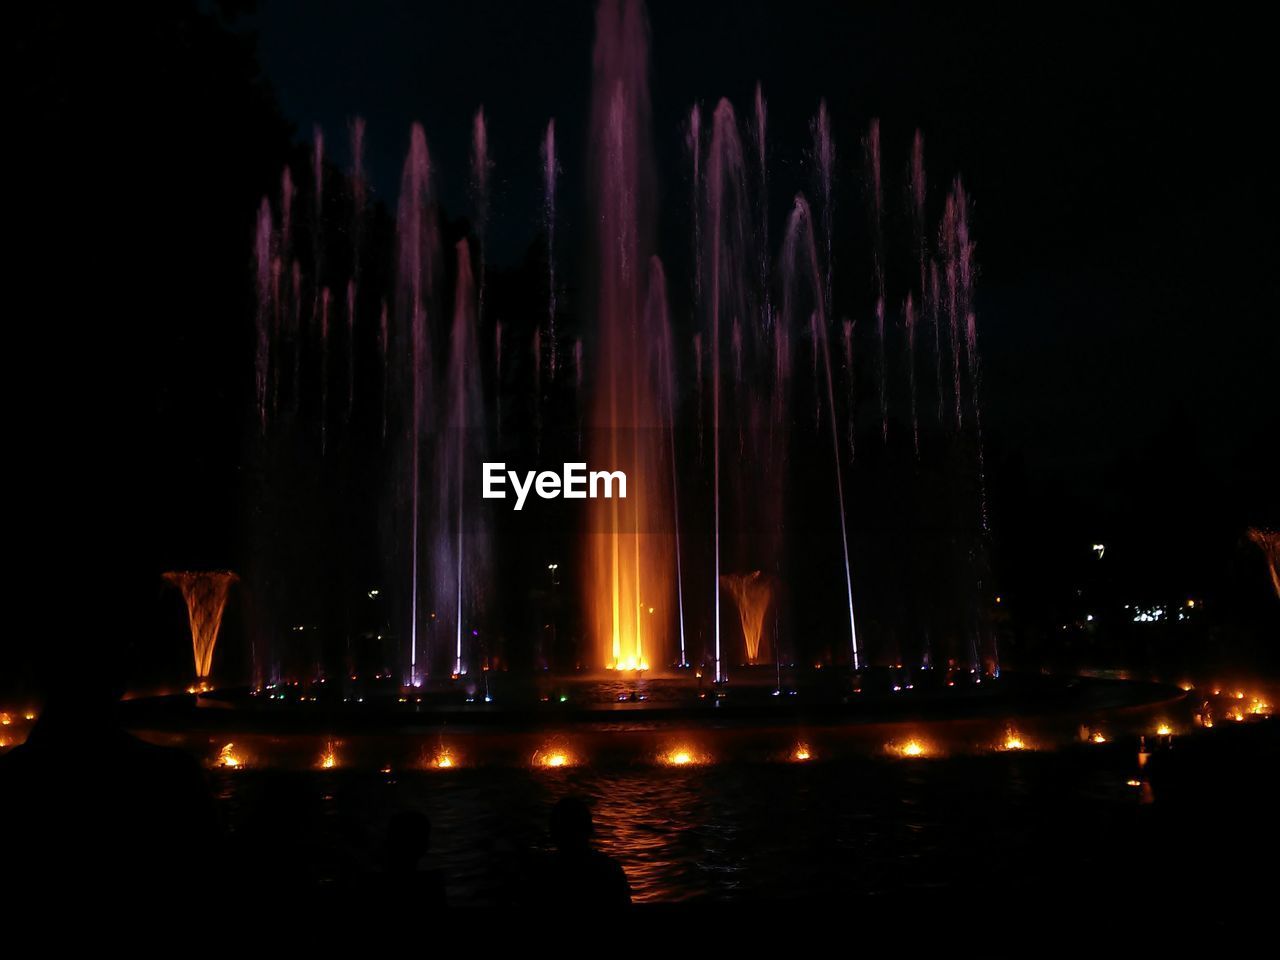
[190,720,1259,907]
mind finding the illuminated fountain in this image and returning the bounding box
[240,0,1002,685]
[534,742,578,769]
[893,738,930,758]
[428,746,458,770]
[434,239,489,678]
[587,0,674,673]
[781,197,861,670]
[721,571,776,663]
[1000,729,1028,751]
[394,123,439,687]
[701,98,790,681]
[319,740,339,769]
[163,571,238,681]
[217,743,243,768]
[1248,528,1280,599]
[660,744,708,766]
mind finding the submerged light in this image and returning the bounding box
[661,745,706,766]
[217,742,242,768]
[319,742,339,769]
[534,745,576,769]
[1002,731,1027,751]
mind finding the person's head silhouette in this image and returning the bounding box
[386,809,432,872]
[549,796,594,853]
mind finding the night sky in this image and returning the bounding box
[11,1,1277,688]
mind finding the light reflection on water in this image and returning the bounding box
[203,743,1152,903]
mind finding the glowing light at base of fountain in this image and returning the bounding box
[534,744,577,769]
[319,741,339,769]
[1000,731,1028,751]
[660,745,708,766]
[892,738,931,758]
[217,743,243,768]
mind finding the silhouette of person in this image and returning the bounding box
[536,796,632,907]
[379,809,447,906]
[0,645,222,895]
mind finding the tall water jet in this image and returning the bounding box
[753,84,769,310]
[378,300,388,442]
[930,258,943,421]
[470,107,492,328]
[279,167,297,413]
[319,286,331,454]
[436,240,488,677]
[842,317,855,453]
[348,116,368,424]
[864,120,888,441]
[532,327,542,453]
[394,123,439,686]
[811,100,835,317]
[942,193,963,427]
[281,166,295,258]
[704,100,736,682]
[573,337,584,452]
[587,0,672,672]
[350,117,367,261]
[909,129,929,445]
[704,97,785,682]
[494,320,504,435]
[686,103,703,313]
[312,124,324,226]
[346,279,356,421]
[542,119,558,379]
[905,292,919,455]
[269,255,282,417]
[322,285,332,455]
[291,260,303,415]
[721,571,775,663]
[312,126,326,421]
[693,332,703,461]
[254,198,274,434]
[647,258,688,668]
[164,572,239,680]
[782,195,860,670]
[942,177,992,672]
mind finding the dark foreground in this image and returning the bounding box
[2,678,1276,931]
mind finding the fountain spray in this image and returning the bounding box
[783,196,860,670]
[649,258,689,668]
[542,119,558,379]
[395,122,438,687]
[164,572,239,680]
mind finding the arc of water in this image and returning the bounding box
[650,258,688,667]
[783,196,860,670]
